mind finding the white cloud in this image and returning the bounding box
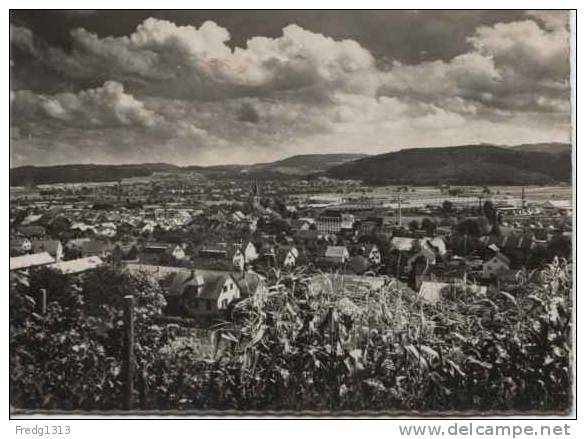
[9,14,571,166]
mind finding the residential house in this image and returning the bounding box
[241,241,259,263]
[167,270,241,317]
[111,243,140,265]
[140,242,187,265]
[67,238,113,258]
[10,238,32,254]
[18,225,46,239]
[277,246,299,268]
[199,243,230,260]
[316,211,355,234]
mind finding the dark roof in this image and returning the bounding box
[199,273,232,300]
[489,252,511,266]
[18,225,46,236]
[79,239,113,254]
[168,270,205,296]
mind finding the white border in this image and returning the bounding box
[2,3,582,438]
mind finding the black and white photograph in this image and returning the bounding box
[9,8,575,419]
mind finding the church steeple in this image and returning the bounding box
[249,178,261,210]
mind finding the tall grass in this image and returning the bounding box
[144,258,571,412]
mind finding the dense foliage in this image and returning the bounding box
[10,260,572,413]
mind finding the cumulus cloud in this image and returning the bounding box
[11,18,377,100]
[9,13,571,166]
[11,81,159,127]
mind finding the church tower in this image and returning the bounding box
[249,178,261,210]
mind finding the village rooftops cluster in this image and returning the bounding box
[10,175,572,319]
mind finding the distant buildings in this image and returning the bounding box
[317,211,355,234]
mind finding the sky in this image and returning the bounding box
[9,10,571,167]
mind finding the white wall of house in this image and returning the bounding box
[283,251,296,267]
[244,242,258,262]
[55,243,63,261]
[172,246,187,260]
[368,247,381,264]
[217,277,241,309]
[232,250,245,271]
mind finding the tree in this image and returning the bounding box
[421,218,437,236]
[483,200,497,224]
[10,267,169,410]
[442,200,453,214]
[408,220,419,232]
[489,223,501,236]
[547,235,572,260]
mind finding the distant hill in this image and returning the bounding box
[240,153,369,176]
[326,144,572,185]
[10,163,180,186]
[10,154,367,186]
[509,142,571,155]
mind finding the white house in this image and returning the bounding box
[230,247,246,271]
[278,246,299,268]
[242,241,258,262]
[364,244,381,265]
[170,245,187,260]
[169,271,241,316]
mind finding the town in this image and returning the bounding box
[10,173,572,323]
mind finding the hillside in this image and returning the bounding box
[244,153,369,176]
[509,142,571,155]
[11,154,368,186]
[326,144,572,185]
[10,163,180,186]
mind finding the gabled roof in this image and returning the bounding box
[10,252,55,271]
[168,270,205,296]
[10,238,30,248]
[276,246,297,264]
[487,252,511,266]
[199,273,235,300]
[72,239,112,255]
[18,225,46,236]
[143,242,177,253]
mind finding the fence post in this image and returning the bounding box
[123,295,135,410]
[39,288,47,315]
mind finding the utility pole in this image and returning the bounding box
[123,295,135,410]
[397,192,402,227]
[39,288,47,315]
